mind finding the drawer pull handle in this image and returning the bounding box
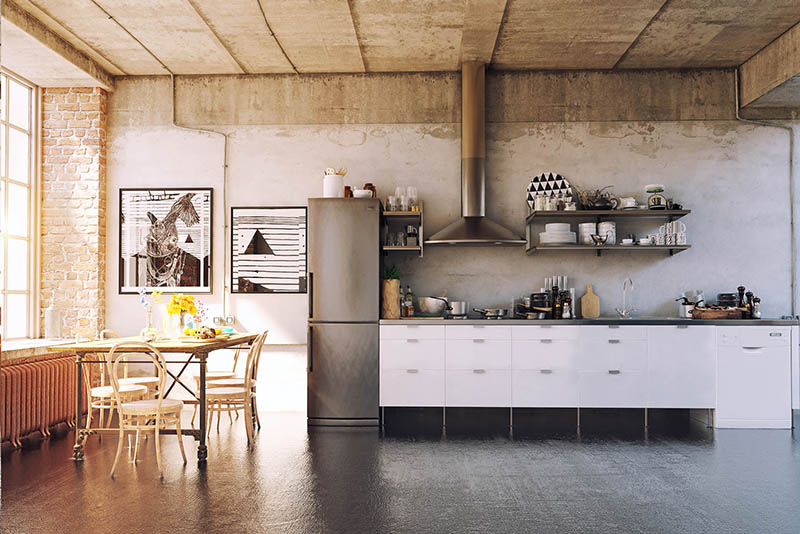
[676,324,689,329]
[742,347,765,353]
[473,339,485,343]
[473,325,485,329]
[540,325,552,329]
[540,369,553,374]
[406,325,419,328]
[473,369,486,374]
[608,339,621,344]
[406,339,419,343]
[608,325,620,329]
[406,369,419,374]
[540,339,553,344]
[769,332,783,337]
[608,369,621,375]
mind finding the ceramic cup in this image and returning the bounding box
[655,233,666,245]
[676,231,687,245]
[666,233,675,245]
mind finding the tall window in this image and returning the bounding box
[1,70,37,339]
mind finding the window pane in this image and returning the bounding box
[8,79,30,130]
[0,238,4,290]
[7,238,27,290]
[1,75,6,121]
[6,293,28,338]
[1,126,5,175]
[0,181,4,234]
[8,183,28,237]
[8,128,29,183]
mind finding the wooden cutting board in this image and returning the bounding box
[581,284,600,318]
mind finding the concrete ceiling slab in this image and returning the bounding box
[12,0,126,75]
[460,0,508,63]
[258,0,364,73]
[745,75,800,108]
[349,0,465,71]
[185,0,293,73]
[0,19,101,87]
[93,0,243,74]
[492,0,664,70]
[740,21,800,110]
[618,0,800,69]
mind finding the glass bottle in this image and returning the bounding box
[405,286,415,317]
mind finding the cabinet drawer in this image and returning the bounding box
[647,326,715,408]
[580,325,647,341]
[445,370,511,407]
[380,325,445,340]
[512,369,579,407]
[380,339,444,370]
[717,326,790,348]
[446,325,511,340]
[578,371,646,408]
[446,339,511,370]
[577,339,647,371]
[512,325,578,340]
[512,339,578,370]
[380,369,444,407]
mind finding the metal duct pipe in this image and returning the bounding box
[461,61,486,217]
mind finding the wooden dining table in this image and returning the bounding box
[52,333,258,462]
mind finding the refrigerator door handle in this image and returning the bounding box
[308,272,314,319]
[307,325,313,372]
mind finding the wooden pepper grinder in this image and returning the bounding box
[745,291,754,319]
[737,286,746,308]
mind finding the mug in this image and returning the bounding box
[672,221,687,233]
[655,233,666,245]
[666,233,675,245]
[676,231,687,245]
[658,224,667,235]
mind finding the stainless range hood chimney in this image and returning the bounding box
[425,61,525,246]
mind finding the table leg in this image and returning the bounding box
[73,356,84,460]
[198,351,208,462]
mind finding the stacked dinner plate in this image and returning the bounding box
[539,223,576,245]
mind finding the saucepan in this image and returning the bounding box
[473,308,508,319]
[448,301,468,316]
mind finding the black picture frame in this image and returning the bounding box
[119,187,213,294]
[230,206,308,294]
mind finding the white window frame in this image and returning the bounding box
[1,68,40,340]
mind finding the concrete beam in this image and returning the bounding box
[740,22,800,107]
[2,0,114,89]
[460,0,507,64]
[488,69,735,122]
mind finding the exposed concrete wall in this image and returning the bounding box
[108,76,798,344]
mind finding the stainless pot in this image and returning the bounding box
[448,301,468,316]
[473,308,508,319]
[417,296,449,316]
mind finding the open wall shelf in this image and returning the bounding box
[382,201,424,256]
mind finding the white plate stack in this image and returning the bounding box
[578,222,596,245]
[539,223,576,245]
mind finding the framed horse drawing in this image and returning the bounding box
[119,188,212,294]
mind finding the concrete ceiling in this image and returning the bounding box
[4,0,799,76]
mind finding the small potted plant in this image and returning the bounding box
[382,265,401,319]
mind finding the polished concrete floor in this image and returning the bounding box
[3,409,800,534]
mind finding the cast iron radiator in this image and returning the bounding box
[1,354,86,448]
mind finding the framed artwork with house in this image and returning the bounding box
[119,188,213,294]
[231,206,307,294]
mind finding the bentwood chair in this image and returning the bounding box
[106,341,186,477]
[190,344,244,425]
[205,331,268,444]
[101,330,160,393]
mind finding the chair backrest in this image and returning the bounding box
[243,331,269,391]
[106,341,168,416]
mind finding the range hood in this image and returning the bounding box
[425,61,525,246]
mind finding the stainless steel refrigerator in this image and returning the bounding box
[307,198,380,426]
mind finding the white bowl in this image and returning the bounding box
[621,239,634,245]
[352,189,373,198]
[545,223,571,233]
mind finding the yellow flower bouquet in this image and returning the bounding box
[166,294,197,317]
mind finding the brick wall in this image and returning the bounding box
[40,87,107,338]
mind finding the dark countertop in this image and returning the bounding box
[379,317,798,326]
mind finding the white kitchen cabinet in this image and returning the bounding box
[512,338,579,370]
[381,369,445,407]
[512,325,579,340]
[577,339,647,372]
[716,327,792,428]
[380,324,445,340]
[446,339,511,369]
[445,369,512,407]
[578,370,647,408]
[380,338,445,370]
[580,325,647,341]
[647,326,716,408]
[446,324,512,340]
[512,369,579,407]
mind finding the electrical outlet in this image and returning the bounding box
[225,316,235,325]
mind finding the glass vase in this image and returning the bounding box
[140,308,159,341]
